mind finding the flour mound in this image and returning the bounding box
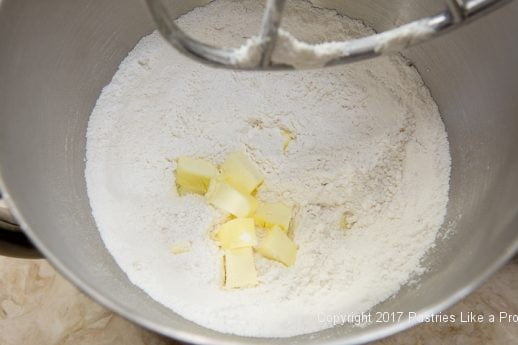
[85,0,450,338]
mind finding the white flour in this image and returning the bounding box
[85,0,451,338]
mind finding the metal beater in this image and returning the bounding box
[146,0,510,69]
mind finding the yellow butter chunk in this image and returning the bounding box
[256,226,297,267]
[175,156,219,195]
[221,152,264,194]
[206,178,258,217]
[254,202,292,231]
[216,218,257,249]
[224,247,258,288]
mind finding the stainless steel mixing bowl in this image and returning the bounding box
[0,0,517,344]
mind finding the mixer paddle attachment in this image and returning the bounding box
[145,0,511,70]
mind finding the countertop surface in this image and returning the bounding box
[0,256,516,345]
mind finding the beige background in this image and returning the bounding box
[0,256,516,345]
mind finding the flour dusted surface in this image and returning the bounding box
[85,0,451,338]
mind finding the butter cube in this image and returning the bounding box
[221,152,264,194]
[224,247,258,288]
[215,218,257,249]
[206,178,258,217]
[254,202,292,231]
[256,226,297,266]
[175,156,219,195]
